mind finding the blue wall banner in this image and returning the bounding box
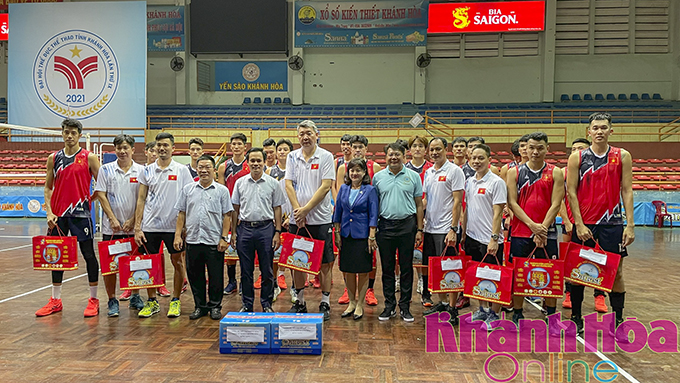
[295,0,428,48]
[0,196,46,218]
[8,2,147,128]
[147,5,184,52]
[214,62,287,92]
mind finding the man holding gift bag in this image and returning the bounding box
[421,137,465,324]
[566,112,635,333]
[174,155,233,320]
[285,120,336,320]
[95,134,146,316]
[462,143,507,330]
[231,148,285,313]
[507,132,564,325]
[36,118,101,317]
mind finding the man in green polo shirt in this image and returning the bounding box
[373,142,424,322]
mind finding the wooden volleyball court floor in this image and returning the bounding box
[0,218,677,383]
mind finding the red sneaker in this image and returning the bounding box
[365,288,378,306]
[254,275,262,289]
[594,295,608,313]
[35,297,63,317]
[118,290,132,301]
[338,288,350,304]
[277,274,287,290]
[181,279,189,294]
[455,295,470,309]
[312,275,321,289]
[562,292,572,309]
[157,286,171,297]
[83,297,99,317]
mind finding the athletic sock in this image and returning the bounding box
[609,292,625,322]
[546,306,556,315]
[227,264,236,283]
[52,285,61,300]
[321,291,330,305]
[278,270,285,277]
[514,308,523,316]
[368,279,375,289]
[148,297,157,302]
[171,297,179,302]
[89,286,98,299]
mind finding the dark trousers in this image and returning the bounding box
[376,215,417,310]
[185,244,224,310]
[237,222,275,309]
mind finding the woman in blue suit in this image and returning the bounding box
[333,158,379,320]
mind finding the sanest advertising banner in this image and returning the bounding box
[295,0,428,48]
[0,14,7,41]
[428,1,545,34]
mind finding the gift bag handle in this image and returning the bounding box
[438,243,458,257]
[295,226,313,239]
[479,251,501,265]
[48,224,67,237]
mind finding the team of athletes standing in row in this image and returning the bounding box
[35,112,633,333]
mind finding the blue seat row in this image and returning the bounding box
[561,93,663,102]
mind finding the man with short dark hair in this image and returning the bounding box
[421,137,465,324]
[500,139,522,182]
[36,119,102,317]
[95,134,146,316]
[134,132,194,318]
[462,143,507,330]
[262,138,277,171]
[405,135,433,183]
[373,142,424,322]
[285,120,336,320]
[218,132,250,295]
[332,134,353,201]
[232,148,285,313]
[507,132,564,327]
[566,112,634,333]
[144,141,157,166]
[465,136,501,176]
[175,155,233,320]
[187,137,204,181]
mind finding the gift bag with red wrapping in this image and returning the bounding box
[118,242,166,290]
[463,253,513,305]
[33,234,78,271]
[512,248,564,298]
[428,252,471,293]
[98,237,138,276]
[278,229,323,276]
[563,241,620,293]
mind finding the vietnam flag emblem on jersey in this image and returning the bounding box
[438,175,447,182]
[311,164,319,170]
[130,177,138,183]
[168,175,177,181]
[610,157,619,165]
[478,188,486,194]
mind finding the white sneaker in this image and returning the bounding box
[290,288,298,303]
[416,278,423,295]
[395,278,400,291]
[273,286,281,302]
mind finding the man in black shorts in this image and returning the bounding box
[567,113,634,333]
[507,132,564,326]
[95,134,146,316]
[36,119,101,317]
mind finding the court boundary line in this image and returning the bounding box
[0,273,88,304]
[0,244,32,253]
[524,299,641,383]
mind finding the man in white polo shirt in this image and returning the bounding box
[284,120,336,320]
[420,137,465,325]
[174,155,233,320]
[134,132,194,318]
[95,134,146,316]
[232,148,285,313]
[463,143,507,331]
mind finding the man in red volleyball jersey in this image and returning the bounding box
[36,118,101,317]
[566,112,634,333]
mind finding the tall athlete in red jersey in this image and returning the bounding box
[567,112,634,333]
[217,133,250,295]
[507,132,564,326]
[36,119,101,317]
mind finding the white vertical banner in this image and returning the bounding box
[8,1,147,129]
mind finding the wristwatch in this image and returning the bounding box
[221,236,229,242]
[491,234,500,241]
[450,226,457,232]
[274,229,281,233]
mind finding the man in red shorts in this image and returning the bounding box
[36,118,101,317]
[566,112,634,333]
